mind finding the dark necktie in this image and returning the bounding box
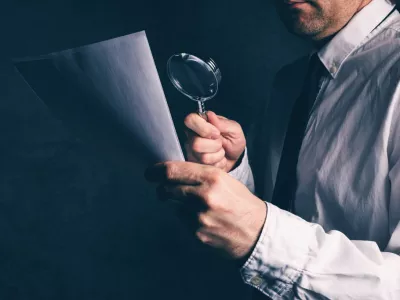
[271,54,325,212]
[251,54,324,300]
[249,10,395,298]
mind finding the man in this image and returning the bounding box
[146,0,400,298]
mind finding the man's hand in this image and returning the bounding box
[184,111,246,173]
[145,161,267,260]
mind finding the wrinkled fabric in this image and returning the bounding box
[230,0,400,298]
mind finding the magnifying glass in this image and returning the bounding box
[167,53,222,120]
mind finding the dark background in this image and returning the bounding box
[0,1,309,299]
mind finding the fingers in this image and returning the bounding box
[207,111,240,135]
[156,183,199,201]
[184,125,225,167]
[156,183,207,212]
[186,135,223,153]
[193,148,226,166]
[213,157,228,170]
[145,161,215,185]
[184,113,220,139]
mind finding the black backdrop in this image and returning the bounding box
[0,1,309,299]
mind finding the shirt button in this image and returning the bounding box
[250,276,263,286]
[330,64,338,73]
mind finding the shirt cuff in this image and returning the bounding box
[240,203,315,299]
[229,148,255,193]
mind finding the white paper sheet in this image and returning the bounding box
[9,31,251,300]
[13,31,184,164]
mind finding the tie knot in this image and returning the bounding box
[305,53,326,102]
[309,53,325,79]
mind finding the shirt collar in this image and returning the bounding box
[318,0,396,78]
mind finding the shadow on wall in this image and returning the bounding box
[0,0,309,299]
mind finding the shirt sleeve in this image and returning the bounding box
[240,202,400,299]
[239,82,400,299]
[229,147,255,194]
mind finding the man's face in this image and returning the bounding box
[274,0,372,41]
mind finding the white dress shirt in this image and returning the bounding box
[230,0,400,298]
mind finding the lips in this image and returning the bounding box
[282,0,310,9]
[283,0,308,5]
[283,0,307,3]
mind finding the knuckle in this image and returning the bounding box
[202,170,224,207]
[232,122,244,136]
[229,119,241,130]
[202,189,217,208]
[191,138,203,153]
[198,213,211,227]
[184,113,196,128]
[232,120,241,128]
[201,154,215,165]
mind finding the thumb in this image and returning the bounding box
[207,111,235,134]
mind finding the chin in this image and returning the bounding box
[283,17,323,39]
[279,7,324,36]
[285,21,313,36]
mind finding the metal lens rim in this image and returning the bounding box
[166,53,220,101]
